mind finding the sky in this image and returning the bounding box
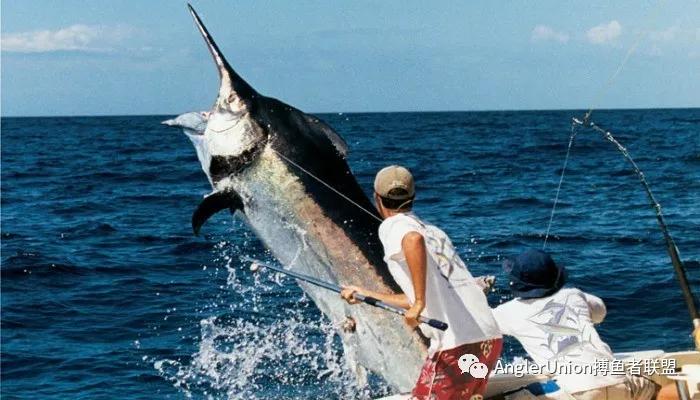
[2,1,699,117]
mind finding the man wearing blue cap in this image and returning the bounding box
[493,249,658,400]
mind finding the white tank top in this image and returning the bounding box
[378,212,501,354]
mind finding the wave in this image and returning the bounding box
[152,251,391,399]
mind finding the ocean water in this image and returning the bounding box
[2,109,699,399]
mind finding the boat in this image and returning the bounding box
[375,350,700,399]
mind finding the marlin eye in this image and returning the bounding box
[227,93,236,103]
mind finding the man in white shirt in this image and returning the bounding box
[492,249,658,400]
[341,165,502,400]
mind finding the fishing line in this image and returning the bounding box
[542,123,579,248]
[582,27,648,125]
[542,1,663,248]
[268,145,384,223]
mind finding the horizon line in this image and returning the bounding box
[1,105,699,119]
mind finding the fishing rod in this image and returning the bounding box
[575,118,700,335]
[538,0,699,351]
[241,257,449,331]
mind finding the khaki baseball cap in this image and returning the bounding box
[374,165,415,199]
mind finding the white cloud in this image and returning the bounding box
[531,25,569,43]
[586,20,622,44]
[1,24,131,53]
[640,26,700,57]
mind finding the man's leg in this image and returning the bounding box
[411,338,503,400]
[624,374,659,400]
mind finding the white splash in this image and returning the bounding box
[152,234,390,399]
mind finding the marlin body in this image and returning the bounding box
[164,5,426,390]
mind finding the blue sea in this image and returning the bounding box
[2,109,699,399]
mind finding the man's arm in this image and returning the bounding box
[340,285,411,309]
[583,293,607,324]
[402,231,427,328]
[340,230,428,328]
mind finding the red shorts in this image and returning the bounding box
[412,338,503,400]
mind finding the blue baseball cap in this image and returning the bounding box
[502,249,567,299]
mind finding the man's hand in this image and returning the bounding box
[340,285,365,305]
[341,285,412,309]
[475,275,496,294]
[404,301,425,329]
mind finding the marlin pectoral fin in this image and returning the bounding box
[192,191,244,236]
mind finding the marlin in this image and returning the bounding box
[163,5,426,390]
